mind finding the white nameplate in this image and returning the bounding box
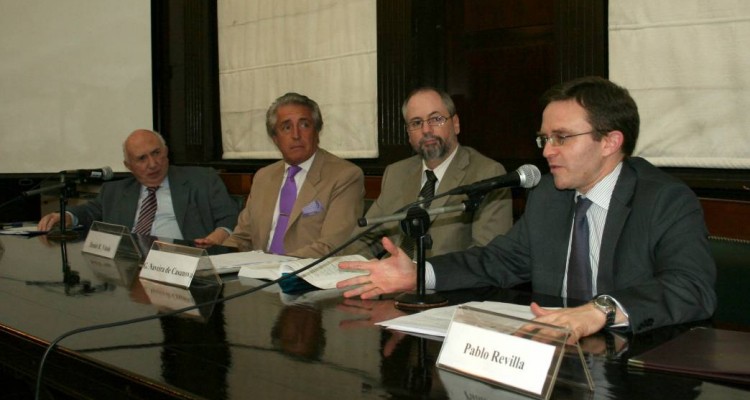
[82,230,122,259]
[140,249,199,288]
[438,321,556,395]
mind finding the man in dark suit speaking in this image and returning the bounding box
[337,77,717,342]
[38,129,238,244]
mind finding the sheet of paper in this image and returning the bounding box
[210,251,297,275]
[377,301,538,338]
[0,223,49,236]
[279,254,369,289]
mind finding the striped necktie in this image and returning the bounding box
[419,170,438,208]
[402,170,438,257]
[133,186,159,235]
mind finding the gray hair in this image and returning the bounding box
[401,87,457,120]
[265,92,324,137]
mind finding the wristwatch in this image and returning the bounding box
[592,295,616,328]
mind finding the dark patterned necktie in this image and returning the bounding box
[133,186,159,235]
[419,170,438,208]
[402,170,438,257]
[269,165,302,254]
[567,196,593,300]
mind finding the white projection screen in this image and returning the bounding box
[609,0,750,169]
[0,0,152,174]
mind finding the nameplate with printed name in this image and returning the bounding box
[82,229,122,258]
[140,248,200,288]
[82,222,142,260]
[139,241,219,288]
[437,305,592,400]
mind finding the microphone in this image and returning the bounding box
[61,166,114,182]
[445,164,541,196]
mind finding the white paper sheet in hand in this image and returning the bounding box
[277,255,370,289]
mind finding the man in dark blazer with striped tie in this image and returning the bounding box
[38,129,238,243]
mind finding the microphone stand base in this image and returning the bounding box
[46,230,80,241]
[394,292,449,311]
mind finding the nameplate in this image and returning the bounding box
[140,249,199,288]
[82,230,122,259]
[438,320,556,395]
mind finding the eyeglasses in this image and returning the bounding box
[536,130,597,148]
[405,115,452,131]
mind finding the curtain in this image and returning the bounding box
[218,0,378,159]
[609,0,750,168]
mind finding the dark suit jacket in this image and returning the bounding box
[223,148,364,258]
[349,146,513,258]
[431,157,717,333]
[68,166,239,240]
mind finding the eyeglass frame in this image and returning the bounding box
[405,114,453,131]
[535,130,600,148]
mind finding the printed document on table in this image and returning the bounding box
[209,251,297,275]
[236,254,368,289]
[377,301,538,338]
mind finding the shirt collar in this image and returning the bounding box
[422,145,460,186]
[142,176,170,193]
[577,161,623,210]
[286,151,316,173]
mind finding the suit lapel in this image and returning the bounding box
[119,179,142,228]
[431,146,468,211]
[400,157,423,207]
[289,150,324,226]
[259,161,285,247]
[597,160,635,292]
[549,190,577,294]
[167,167,188,233]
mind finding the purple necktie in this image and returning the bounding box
[133,186,159,235]
[567,196,593,300]
[269,165,302,254]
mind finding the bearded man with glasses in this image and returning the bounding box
[348,87,513,259]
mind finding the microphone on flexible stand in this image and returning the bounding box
[444,164,541,196]
[389,164,542,311]
[22,166,114,240]
[61,166,114,183]
[358,164,542,228]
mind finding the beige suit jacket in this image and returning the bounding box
[223,148,364,258]
[350,146,512,258]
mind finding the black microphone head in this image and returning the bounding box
[517,164,541,188]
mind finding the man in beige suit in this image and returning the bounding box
[222,93,365,258]
[349,87,512,259]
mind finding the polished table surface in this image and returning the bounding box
[0,234,748,399]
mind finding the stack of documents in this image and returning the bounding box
[0,222,48,236]
[209,251,297,275]
[209,251,369,289]
[378,301,536,339]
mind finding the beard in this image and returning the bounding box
[415,134,449,161]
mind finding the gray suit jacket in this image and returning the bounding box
[69,166,239,240]
[350,146,513,258]
[431,157,717,333]
[223,148,365,258]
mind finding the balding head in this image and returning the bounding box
[123,129,169,187]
